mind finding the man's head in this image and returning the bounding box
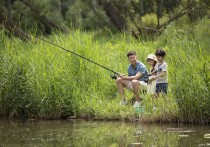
[155,49,166,63]
[127,51,137,65]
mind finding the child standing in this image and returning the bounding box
[152,49,168,96]
[146,54,158,95]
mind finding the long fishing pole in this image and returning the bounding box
[35,36,118,78]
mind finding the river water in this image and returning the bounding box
[0,120,210,146]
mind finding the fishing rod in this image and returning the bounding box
[145,68,162,83]
[35,36,118,79]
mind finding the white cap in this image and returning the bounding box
[147,54,158,62]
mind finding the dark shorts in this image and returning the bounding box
[155,83,168,94]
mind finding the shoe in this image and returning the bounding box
[120,100,127,105]
[153,106,157,111]
[133,101,141,108]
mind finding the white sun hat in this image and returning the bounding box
[147,54,158,62]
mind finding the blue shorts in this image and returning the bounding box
[155,83,168,94]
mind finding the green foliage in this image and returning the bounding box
[0,18,209,123]
[158,18,210,123]
[1,0,209,34]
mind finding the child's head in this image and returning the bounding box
[155,49,166,62]
[147,54,157,66]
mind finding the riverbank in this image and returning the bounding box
[0,18,209,123]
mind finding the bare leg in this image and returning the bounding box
[152,94,158,109]
[116,78,130,101]
[116,78,125,101]
[132,80,141,102]
[155,93,159,98]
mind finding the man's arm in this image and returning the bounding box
[118,72,142,80]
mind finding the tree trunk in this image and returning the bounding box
[0,10,31,40]
[187,0,205,22]
[20,0,68,34]
[100,1,127,32]
[140,1,144,16]
[156,0,164,27]
[60,0,68,19]
[6,0,13,23]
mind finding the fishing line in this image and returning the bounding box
[34,36,118,78]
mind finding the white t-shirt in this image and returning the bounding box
[156,62,168,83]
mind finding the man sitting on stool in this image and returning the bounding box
[116,51,149,108]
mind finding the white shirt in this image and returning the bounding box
[156,62,168,83]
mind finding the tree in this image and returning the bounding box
[99,0,127,32]
[0,0,210,38]
[0,8,31,40]
[20,0,68,34]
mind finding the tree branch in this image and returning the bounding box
[0,9,31,41]
[20,0,68,34]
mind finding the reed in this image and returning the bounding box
[0,19,209,123]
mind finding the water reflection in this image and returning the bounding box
[0,120,210,146]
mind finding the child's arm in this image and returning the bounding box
[151,63,167,80]
[153,71,166,79]
[149,72,165,81]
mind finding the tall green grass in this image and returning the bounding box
[0,19,209,123]
[158,18,210,123]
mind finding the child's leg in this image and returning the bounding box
[152,94,158,103]
[155,83,160,97]
[160,83,168,99]
[153,83,160,110]
[151,94,157,108]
